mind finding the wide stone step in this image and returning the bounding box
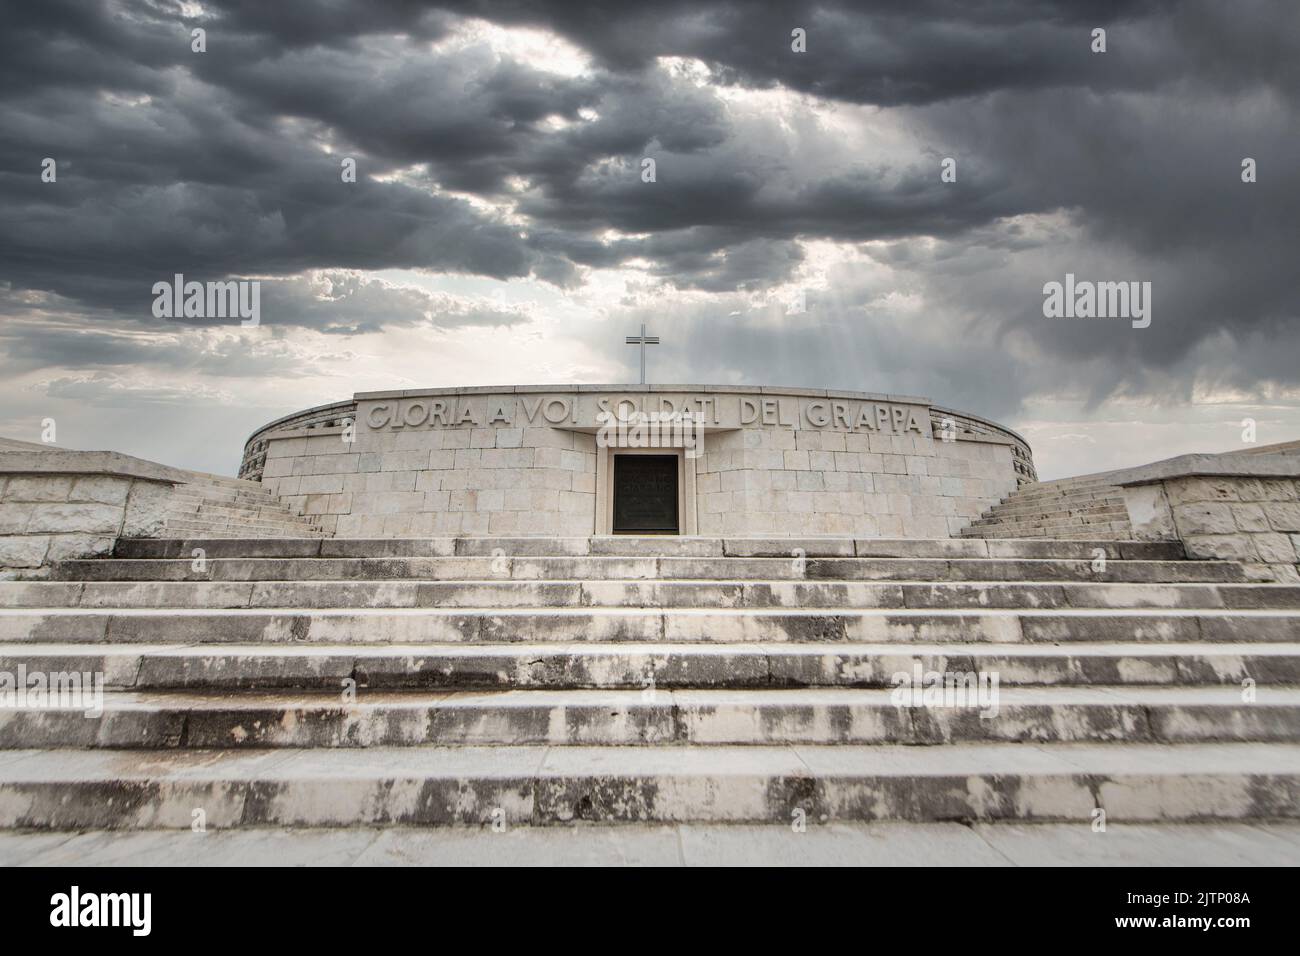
[993,491,1121,510]
[1,607,1296,645]
[164,506,322,523]
[961,522,1133,538]
[971,508,1129,526]
[964,529,1134,542]
[162,528,327,542]
[108,536,1186,561]
[164,510,322,527]
[167,499,307,521]
[172,486,293,503]
[4,687,1298,749]
[974,497,1127,520]
[167,499,296,516]
[968,523,1133,540]
[162,524,328,540]
[969,507,1129,528]
[162,524,326,540]
[4,580,1297,611]
[8,640,1299,689]
[985,484,1124,501]
[2,741,1296,827]
[49,556,1241,584]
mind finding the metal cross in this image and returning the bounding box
[625,323,659,385]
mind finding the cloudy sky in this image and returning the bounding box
[2,0,1297,478]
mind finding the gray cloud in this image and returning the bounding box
[0,0,1297,476]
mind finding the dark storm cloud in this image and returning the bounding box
[0,0,1296,410]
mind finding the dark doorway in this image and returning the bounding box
[612,454,679,534]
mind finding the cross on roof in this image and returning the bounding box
[625,323,659,385]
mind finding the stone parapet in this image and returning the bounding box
[1113,451,1300,582]
[0,449,177,575]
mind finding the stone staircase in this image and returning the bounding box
[1,534,1298,829]
[961,473,1133,540]
[163,473,327,539]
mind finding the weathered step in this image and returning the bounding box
[162,525,327,539]
[964,528,1134,542]
[50,556,1238,584]
[2,742,1296,827]
[4,686,1299,749]
[969,508,1129,529]
[170,487,298,506]
[973,498,1127,520]
[167,495,299,514]
[2,607,1296,645]
[969,514,1130,531]
[7,641,1299,689]
[5,580,1298,611]
[965,523,1133,540]
[1001,479,1120,497]
[988,488,1123,507]
[167,501,309,522]
[109,537,1186,561]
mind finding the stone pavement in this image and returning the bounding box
[3,822,1299,867]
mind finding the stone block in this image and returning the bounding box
[45,534,116,561]
[2,476,74,502]
[0,503,30,534]
[262,457,294,478]
[0,535,49,567]
[298,474,345,495]
[68,476,131,505]
[25,502,123,535]
[1172,502,1236,535]
[1165,477,1240,505]
[265,437,307,458]
[1253,533,1299,564]
[382,450,431,472]
[1229,503,1269,532]
[1266,503,1300,533]
[1184,534,1258,561]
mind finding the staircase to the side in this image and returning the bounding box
[1,534,1298,829]
[961,472,1133,540]
[163,472,328,539]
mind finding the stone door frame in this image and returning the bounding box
[595,444,698,535]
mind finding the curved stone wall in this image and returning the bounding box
[238,399,357,481]
[241,385,1033,538]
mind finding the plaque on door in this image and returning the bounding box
[612,455,679,534]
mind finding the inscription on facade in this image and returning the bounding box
[363,393,928,434]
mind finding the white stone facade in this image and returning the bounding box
[246,385,1033,538]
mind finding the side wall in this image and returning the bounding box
[0,473,171,575]
[694,425,1015,537]
[1121,472,1300,582]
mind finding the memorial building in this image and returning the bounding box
[238,384,1037,538]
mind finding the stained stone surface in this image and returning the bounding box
[2,823,1297,867]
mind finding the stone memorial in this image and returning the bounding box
[239,384,1037,538]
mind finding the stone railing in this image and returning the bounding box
[1112,450,1300,582]
[0,446,191,576]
